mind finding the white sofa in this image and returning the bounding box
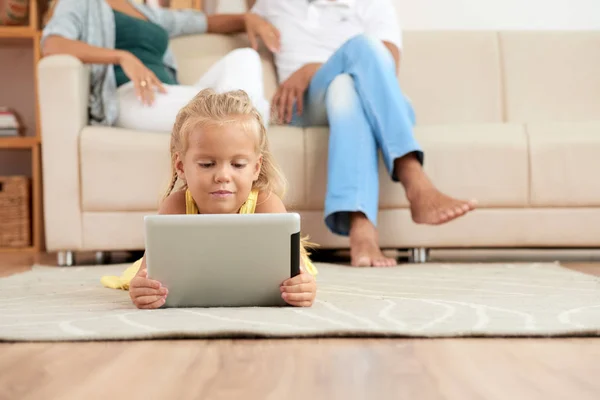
[38,31,600,265]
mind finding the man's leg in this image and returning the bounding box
[297,66,396,266]
[194,48,270,125]
[320,75,396,267]
[312,34,476,224]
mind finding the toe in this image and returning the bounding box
[353,256,372,267]
[438,212,449,223]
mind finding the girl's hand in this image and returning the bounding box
[129,269,168,309]
[245,12,280,53]
[118,51,167,106]
[280,267,316,307]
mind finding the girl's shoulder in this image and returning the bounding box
[158,190,187,215]
[254,191,287,214]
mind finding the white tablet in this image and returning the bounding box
[144,213,301,308]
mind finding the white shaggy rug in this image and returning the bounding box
[1,262,599,341]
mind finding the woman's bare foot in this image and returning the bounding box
[349,213,397,267]
[395,153,477,225]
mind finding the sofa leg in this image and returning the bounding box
[57,251,75,267]
[409,248,429,263]
[95,251,111,265]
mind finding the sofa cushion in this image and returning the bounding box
[528,121,600,207]
[80,127,171,212]
[501,32,600,122]
[399,32,503,125]
[305,124,529,210]
[79,125,306,212]
[300,208,600,248]
[82,207,600,251]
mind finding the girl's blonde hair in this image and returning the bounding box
[163,89,287,200]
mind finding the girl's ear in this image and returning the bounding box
[175,153,186,180]
[253,155,263,181]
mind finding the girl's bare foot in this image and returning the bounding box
[349,213,397,267]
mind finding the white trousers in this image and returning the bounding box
[115,48,269,132]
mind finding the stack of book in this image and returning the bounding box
[0,107,20,136]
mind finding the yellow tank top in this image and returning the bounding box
[101,189,317,290]
[185,188,259,215]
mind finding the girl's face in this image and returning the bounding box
[176,123,262,214]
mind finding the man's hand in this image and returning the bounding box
[245,13,280,53]
[272,63,321,124]
[280,268,317,307]
[129,269,168,309]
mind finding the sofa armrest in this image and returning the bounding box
[37,55,89,251]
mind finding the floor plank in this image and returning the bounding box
[0,339,598,399]
[1,252,599,399]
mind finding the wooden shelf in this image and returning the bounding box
[0,26,37,39]
[0,136,39,149]
[0,246,36,254]
[0,1,44,254]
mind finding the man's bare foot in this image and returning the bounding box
[349,213,397,267]
[407,186,477,225]
[395,153,477,225]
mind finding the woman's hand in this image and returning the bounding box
[272,63,321,124]
[244,12,280,53]
[280,267,316,307]
[129,268,168,309]
[118,51,167,106]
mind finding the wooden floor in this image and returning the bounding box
[1,252,599,400]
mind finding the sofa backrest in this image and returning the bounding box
[500,31,600,123]
[399,31,503,125]
[170,30,600,126]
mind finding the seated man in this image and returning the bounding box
[247,0,477,267]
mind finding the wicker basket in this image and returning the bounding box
[0,176,31,248]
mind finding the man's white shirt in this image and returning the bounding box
[252,0,402,82]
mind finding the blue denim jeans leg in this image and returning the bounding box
[290,34,422,236]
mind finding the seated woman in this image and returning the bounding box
[247,0,477,267]
[42,0,276,131]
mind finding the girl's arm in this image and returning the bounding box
[129,190,186,309]
[254,191,287,214]
[135,190,187,274]
[255,192,317,307]
[254,191,318,274]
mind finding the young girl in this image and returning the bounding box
[101,89,317,309]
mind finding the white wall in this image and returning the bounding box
[216,0,600,30]
[394,0,600,30]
